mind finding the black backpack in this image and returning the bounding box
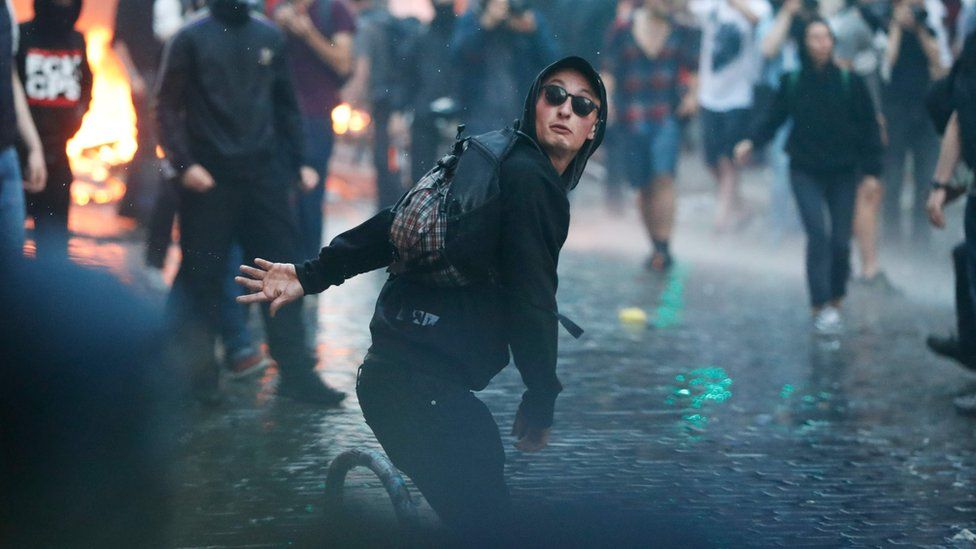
[389,123,584,338]
[389,124,517,287]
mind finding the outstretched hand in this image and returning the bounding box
[235,258,304,317]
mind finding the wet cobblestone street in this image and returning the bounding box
[52,158,976,547]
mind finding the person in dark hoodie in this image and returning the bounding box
[735,19,882,335]
[17,0,91,258]
[236,56,607,538]
[155,0,344,405]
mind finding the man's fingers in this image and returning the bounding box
[254,258,275,270]
[239,265,267,279]
[234,276,263,291]
[237,291,272,304]
[269,295,293,317]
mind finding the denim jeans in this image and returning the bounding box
[959,196,976,357]
[296,114,335,261]
[220,242,254,361]
[0,146,25,257]
[791,168,858,307]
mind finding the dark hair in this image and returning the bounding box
[798,17,836,68]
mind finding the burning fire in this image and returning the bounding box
[66,27,136,206]
[331,103,371,136]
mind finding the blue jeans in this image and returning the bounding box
[767,122,801,239]
[625,117,681,188]
[791,168,858,307]
[0,146,25,256]
[297,115,335,260]
[220,242,254,361]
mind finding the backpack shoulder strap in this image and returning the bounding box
[840,68,851,96]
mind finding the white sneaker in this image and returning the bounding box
[813,306,843,336]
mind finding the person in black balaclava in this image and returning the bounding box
[17,0,92,258]
[155,0,345,405]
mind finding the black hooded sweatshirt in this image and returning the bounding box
[296,57,608,429]
[16,0,91,150]
[155,1,305,178]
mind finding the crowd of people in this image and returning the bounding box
[2,0,976,542]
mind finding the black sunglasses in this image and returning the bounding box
[541,84,599,117]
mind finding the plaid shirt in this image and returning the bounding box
[389,170,471,287]
[604,18,700,130]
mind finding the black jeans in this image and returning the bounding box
[166,163,314,393]
[882,100,939,243]
[26,147,72,258]
[791,169,858,308]
[356,357,511,538]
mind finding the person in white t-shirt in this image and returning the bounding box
[691,0,772,231]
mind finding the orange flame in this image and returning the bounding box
[67,26,137,206]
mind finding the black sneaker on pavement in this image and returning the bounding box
[277,373,346,406]
[926,334,976,371]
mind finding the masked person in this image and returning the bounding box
[17,0,92,258]
[237,56,607,538]
[155,0,344,405]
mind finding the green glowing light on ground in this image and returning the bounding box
[666,366,734,432]
[780,384,795,399]
[653,264,688,328]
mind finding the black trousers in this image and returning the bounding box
[356,357,511,538]
[882,100,939,243]
[166,163,314,392]
[26,148,73,258]
[145,176,178,269]
[791,168,858,308]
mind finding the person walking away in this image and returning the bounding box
[735,19,883,335]
[17,0,91,259]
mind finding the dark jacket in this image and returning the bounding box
[16,1,92,151]
[154,9,305,178]
[749,64,883,177]
[451,8,560,134]
[297,57,607,429]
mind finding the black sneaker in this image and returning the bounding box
[926,334,976,371]
[277,373,346,406]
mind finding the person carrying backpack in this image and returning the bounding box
[735,18,882,335]
[236,55,607,538]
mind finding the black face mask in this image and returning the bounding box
[34,1,80,35]
[209,0,251,25]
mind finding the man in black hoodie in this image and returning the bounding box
[236,56,607,536]
[155,0,344,405]
[17,0,92,258]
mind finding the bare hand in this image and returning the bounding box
[274,3,297,30]
[182,164,215,193]
[733,140,753,165]
[481,0,509,29]
[894,3,916,29]
[23,147,46,193]
[300,166,319,192]
[235,258,305,317]
[511,411,551,452]
[130,74,147,99]
[675,93,698,119]
[781,0,802,15]
[927,188,948,228]
[507,11,537,33]
[290,13,316,40]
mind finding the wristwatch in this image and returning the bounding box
[931,180,951,191]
